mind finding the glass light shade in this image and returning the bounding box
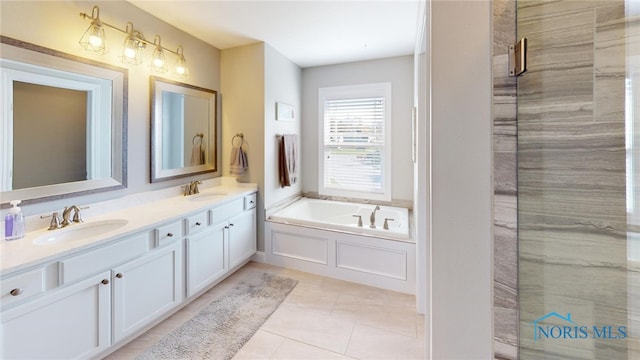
[151,47,168,73]
[175,56,189,79]
[79,21,107,55]
[122,36,142,65]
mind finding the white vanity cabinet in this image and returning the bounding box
[0,271,112,359]
[186,220,226,296]
[228,209,257,270]
[0,187,257,359]
[186,193,257,297]
[112,238,183,342]
[0,227,183,358]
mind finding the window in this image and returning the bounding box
[318,83,391,201]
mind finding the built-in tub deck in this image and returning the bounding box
[266,198,415,294]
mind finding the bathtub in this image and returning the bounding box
[268,198,410,241]
[265,197,415,294]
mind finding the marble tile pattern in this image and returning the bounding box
[517,1,639,359]
[493,0,519,359]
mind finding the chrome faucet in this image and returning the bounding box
[183,180,203,196]
[369,205,381,228]
[40,205,88,230]
[61,205,84,227]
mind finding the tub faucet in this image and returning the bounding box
[369,205,381,228]
[61,205,84,227]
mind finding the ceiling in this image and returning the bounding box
[127,0,421,68]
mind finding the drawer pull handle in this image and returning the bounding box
[101,279,109,285]
[9,288,23,296]
[115,273,124,279]
[229,223,235,227]
[195,222,202,226]
[167,232,174,237]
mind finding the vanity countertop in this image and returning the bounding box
[0,178,257,276]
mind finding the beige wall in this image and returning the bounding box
[221,42,302,252]
[221,43,266,249]
[0,0,221,214]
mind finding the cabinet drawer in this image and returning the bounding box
[1,267,45,308]
[211,199,243,225]
[155,220,182,247]
[244,193,257,210]
[185,211,208,235]
[60,232,149,284]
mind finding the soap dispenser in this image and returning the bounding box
[4,200,25,241]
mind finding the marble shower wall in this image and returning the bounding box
[517,1,639,359]
[493,0,518,359]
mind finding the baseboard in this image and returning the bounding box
[251,251,266,263]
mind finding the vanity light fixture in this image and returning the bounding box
[151,35,168,73]
[79,5,189,78]
[175,46,189,79]
[122,22,144,65]
[79,5,107,54]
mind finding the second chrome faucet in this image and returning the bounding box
[183,180,202,196]
[41,205,87,230]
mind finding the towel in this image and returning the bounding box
[278,134,297,187]
[190,141,205,165]
[230,145,248,176]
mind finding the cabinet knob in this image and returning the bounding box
[115,273,124,279]
[101,279,109,285]
[167,232,174,237]
[195,222,202,226]
[229,223,235,227]
[9,288,23,296]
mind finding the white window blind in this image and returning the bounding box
[319,83,391,200]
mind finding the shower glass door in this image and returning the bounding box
[517,0,640,358]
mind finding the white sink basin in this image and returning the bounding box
[186,192,228,201]
[33,219,129,245]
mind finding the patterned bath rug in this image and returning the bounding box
[136,272,297,360]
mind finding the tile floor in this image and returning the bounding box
[106,261,425,359]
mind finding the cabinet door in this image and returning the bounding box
[186,222,226,297]
[229,209,257,269]
[0,271,111,359]
[112,241,183,343]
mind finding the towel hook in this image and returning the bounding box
[192,133,204,145]
[232,133,244,148]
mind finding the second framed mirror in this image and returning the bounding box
[151,76,218,182]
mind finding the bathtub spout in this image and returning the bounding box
[369,205,381,228]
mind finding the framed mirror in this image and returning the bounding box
[0,36,127,205]
[151,76,217,182]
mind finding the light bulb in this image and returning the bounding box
[89,35,103,47]
[153,57,164,67]
[175,49,188,78]
[124,47,136,59]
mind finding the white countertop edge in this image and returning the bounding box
[0,179,257,276]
